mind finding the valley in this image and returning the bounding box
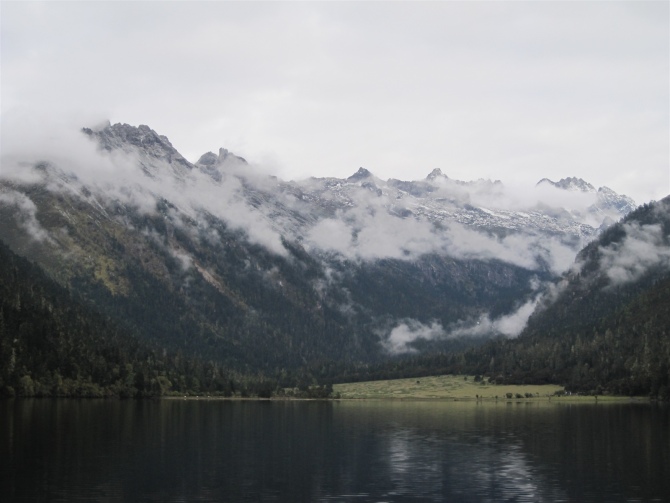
[0,122,667,399]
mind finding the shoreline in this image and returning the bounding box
[160,394,646,403]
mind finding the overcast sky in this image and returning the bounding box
[2,1,668,204]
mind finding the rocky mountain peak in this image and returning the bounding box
[596,186,636,214]
[196,151,218,166]
[195,148,247,168]
[347,167,373,182]
[82,122,192,176]
[426,168,448,181]
[537,177,596,193]
[194,148,248,182]
[218,147,247,165]
[84,122,169,151]
[534,176,636,228]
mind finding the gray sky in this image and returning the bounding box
[2,1,668,203]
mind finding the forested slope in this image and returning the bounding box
[0,239,243,397]
[477,197,670,397]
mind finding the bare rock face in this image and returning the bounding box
[537,177,596,192]
[426,168,447,181]
[537,177,637,228]
[347,167,373,182]
[82,122,193,178]
[595,186,637,215]
[196,151,218,166]
[194,148,248,182]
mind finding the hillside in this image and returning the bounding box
[485,197,670,397]
[0,239,244,397]
[0,121,640,382]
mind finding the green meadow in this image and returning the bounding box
[333,375,621,400]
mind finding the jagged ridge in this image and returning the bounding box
[0,122,641,373]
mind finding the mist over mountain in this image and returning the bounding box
[371,197,670,398]
[0,122,640,375]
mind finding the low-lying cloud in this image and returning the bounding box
[297,169,614,274]
[382,320,445,355]
[306,206,579,274]
[0,189,53,243]
[446,299,539,340]
[382,296,541,354]
[600,222,670,286]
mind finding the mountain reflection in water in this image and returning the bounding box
[1,399,667,502]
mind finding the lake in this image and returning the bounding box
[1,399,668,502]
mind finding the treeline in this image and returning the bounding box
[0,239,334,398]
[464,277,670,398]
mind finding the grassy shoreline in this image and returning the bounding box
[332,374,634,401]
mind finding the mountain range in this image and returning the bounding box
[2,121,663,397]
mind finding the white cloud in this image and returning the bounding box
[382,320,445,355]
[304,188,580,274]
[442,298,540,343]
[0,115,290,256]
[306,218,353,256]
[382,296,541,354]
[0,114,617,275]
[600,222,670,286]
[0,189,52,243]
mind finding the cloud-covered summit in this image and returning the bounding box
[1,122,639,274]
[537,177,596,193]
[195,148,249,182]
[83,122,193,177]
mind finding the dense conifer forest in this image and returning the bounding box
[0,239,333,398]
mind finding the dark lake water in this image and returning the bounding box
[1,399,668,502]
